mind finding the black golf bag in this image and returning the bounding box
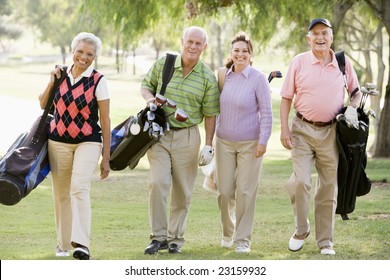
[0,116,52,205]
[109,106,166,171]
[109,53,176,171]
[0,68,67,205]
[336,107,371,219]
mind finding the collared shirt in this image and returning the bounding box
[67,66,110,101]
[216,64,272,146]
[141,54,220,128]
[280,50,360,122]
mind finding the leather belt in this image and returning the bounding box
[296,112,335,127]
[170,125,196,131]
[170,127,187,131]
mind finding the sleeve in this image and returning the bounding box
[280,57,297,100]
[256,73,273,146]
[141,57,164,94]
[95,76,110,101]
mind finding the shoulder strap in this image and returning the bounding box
[335,51,349,93]
[32,66,68,144]
[335,51,345,75]
[159,53,177,96]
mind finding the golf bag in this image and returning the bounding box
[109,53,177,171]
[0,68,67,206]
[335,52,371,220]
[109,106,166,170]
[336,107,371,219]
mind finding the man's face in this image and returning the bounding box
[307,24,333,53]
[181,29,207,63]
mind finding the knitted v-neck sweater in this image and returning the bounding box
[49,70,103,144]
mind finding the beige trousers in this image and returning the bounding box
[215,137,263,248]
[286,116,338,249]
[48,140,101,251]
[147,126,200,247]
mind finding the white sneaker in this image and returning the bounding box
[221,239,234,248]
[320,247,336,255]
[236,245,250,253]
[288,231,310,252]
[55,246,70,257]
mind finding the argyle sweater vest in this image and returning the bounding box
[49,70,103,144]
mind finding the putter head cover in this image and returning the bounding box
[199,145,213,166]
[344,105,359,129]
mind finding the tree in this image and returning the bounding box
[363,0,390,157]
[12,0,85,64]
[80,0,186,73]
[0,0,22,52]
[338,3,386,153]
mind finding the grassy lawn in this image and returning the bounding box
[0,60,389,261]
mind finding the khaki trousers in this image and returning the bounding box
[147,126,200,247]
[215,137,263,248]
[48,140,101,250]
[286,116,338,249]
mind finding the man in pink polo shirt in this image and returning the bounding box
[280,18,362,255]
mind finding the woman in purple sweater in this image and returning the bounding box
[215,32,273,253]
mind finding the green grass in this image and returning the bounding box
[0,60,390,260]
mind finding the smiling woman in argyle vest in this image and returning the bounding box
[49,70,103,144]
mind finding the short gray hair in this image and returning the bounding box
[182,26,208,44]
[71,32,102,56]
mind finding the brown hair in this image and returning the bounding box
[225,31,253,69]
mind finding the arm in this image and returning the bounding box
[256,76,273,158]
[38,66,63,109]
[217,67,227,93]
[280,97,293,150]
[204,115,216,146]
[141,87,156,104]
[98,99,111,179]
[198,115,216,166]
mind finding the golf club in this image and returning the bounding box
[268,70,282,83]
[360,83,379,109]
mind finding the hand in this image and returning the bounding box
[255,144,266,158]
[100,158,110,179]
[198,145,213,166]
[49,65,63,84]
[280,128,293,150]
[344,105,359,129]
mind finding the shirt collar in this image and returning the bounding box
[175,54,202,73]
[227,64,251,78]
[68,65,94,78]
[309,50,338,68]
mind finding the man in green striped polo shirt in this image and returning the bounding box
[141,26,219,255]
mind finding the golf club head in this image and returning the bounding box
[149,102,158,112]
[143,121,150,132]
[152,122,160,132]
[155,93,167,105]
[147,111,155,121]
[366,109,377,118]
[360,87,369,94]
[268,70,282,83]
[166,98,177,108]
[365,83,377,91]
[174,108,188,122]
[370,90,380,96]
